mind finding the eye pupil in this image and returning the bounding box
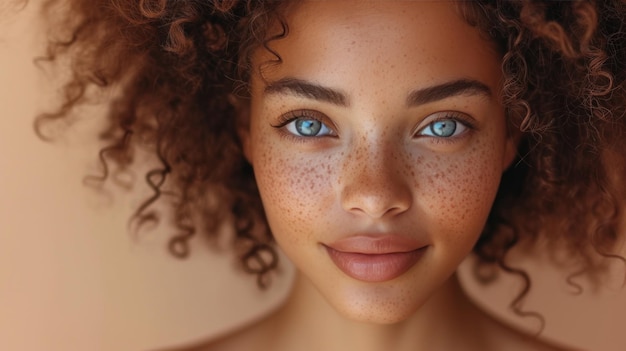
[296,119,322,136]
[430,120,456,137]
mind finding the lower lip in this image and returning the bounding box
[325,246,427,283]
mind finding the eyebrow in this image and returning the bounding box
[406,79,492,106]
[264,78,349,106]
[263,77,492,107]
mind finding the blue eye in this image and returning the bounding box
[285,118,333,137]
[419,119,467,138]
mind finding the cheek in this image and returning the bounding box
[417,140,503,240]
[252,136,338,244]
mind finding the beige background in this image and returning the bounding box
[1,3,626,351]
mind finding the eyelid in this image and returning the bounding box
[271,109,338,138]
[414,111,476,138]
[274,110,322,127]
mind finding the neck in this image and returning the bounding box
[266,273,490,351]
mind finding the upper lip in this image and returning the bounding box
[324,234,425,254]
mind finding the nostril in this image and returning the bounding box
[339,148,413,219]
[341,184,411,219]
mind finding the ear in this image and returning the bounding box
[230,94,254,164]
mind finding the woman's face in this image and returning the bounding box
[243,0,516,324]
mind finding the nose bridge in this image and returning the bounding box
[340,134,412,218]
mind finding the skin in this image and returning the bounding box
[244,0,515,325]
[162,1,575,351]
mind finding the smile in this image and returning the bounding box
[323,235,428,282]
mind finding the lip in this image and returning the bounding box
[324,235,427,282]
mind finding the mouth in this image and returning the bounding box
[323,235,428,283]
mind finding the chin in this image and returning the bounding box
[328,287,426,325]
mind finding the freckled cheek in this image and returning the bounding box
[415,146,503,237]
[253,142,338,244]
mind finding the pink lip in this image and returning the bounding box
[324,235,427,282]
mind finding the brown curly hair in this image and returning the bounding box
[37,0,626,323]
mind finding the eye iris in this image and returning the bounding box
[296,119,322,136]
[430,120,456,137]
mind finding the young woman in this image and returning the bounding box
[38,0,626,350]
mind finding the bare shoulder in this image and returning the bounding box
[153,314,276,351]
[153,304,581,351]
[478,310,582,351]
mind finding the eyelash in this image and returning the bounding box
[271,110,476,143]
[271,110,336,142]
[414,111,476,143]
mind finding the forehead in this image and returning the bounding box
[252,0,502,100]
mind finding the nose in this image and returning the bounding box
[339,142,413,219]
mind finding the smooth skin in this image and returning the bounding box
[166,1,576,351]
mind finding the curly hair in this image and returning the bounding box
[37,0,626,321]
